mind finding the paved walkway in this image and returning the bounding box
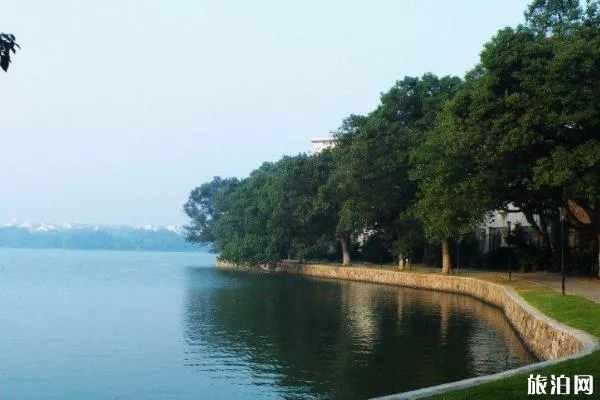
[507,271,600,304]
[336,262,600,304]
[454,267,600,304]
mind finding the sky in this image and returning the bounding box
[0,0,529,227]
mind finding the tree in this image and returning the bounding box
[435,0,600,274]
[279,152,338,262]
[524,0,584,35]
[529,20,600,274]
[183,176,240,250]
[255,152,337,263]
[330,74,462,267]
[184,153,338,267]
[410,84,495,274]
[0,33,19,72]
[211,163,279,266]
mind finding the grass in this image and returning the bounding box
[424,276,600,399]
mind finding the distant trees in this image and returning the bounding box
[184,0,600,274]
[0,33,18,71]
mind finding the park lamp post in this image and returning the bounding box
[507,221,512,280]
[456,237,461,275]
[559,207,566,296]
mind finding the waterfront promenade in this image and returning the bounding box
[374,264,600,304]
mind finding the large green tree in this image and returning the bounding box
[214,163,280,266]
[410,71,497,274]
[330,74,462,268]
[436,0,600,273]
[184,153,337,267]
[183,176,240,250]
[258,152,337,263]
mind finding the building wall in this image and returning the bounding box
[311,138,336,154]
[478,207,535,253]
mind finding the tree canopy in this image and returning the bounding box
[330,74,462,267]
[184,153,337,267]
[184,0,600,275]
[433,0,600,273]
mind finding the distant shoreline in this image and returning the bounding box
[0,225,204,252]
[0,246,208,253]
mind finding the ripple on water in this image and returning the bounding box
[0,252,537,400]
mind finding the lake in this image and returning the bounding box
[0,249,536,399]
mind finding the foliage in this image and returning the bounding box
[183,176,240,249]
[184,153,337,266]
[423,0,600,272]
[358,233,394,264]
[410,110,494,244]
[0,33,19,72]
[331,74,462,263]
[184,0,600,274]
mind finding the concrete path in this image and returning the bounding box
[360,263,600,304]
[508,271,600,304]
[453,267,600,304]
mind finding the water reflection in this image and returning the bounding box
[183,268,536,400]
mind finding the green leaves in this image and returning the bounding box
[183,177,239,248]
[184,0,600,271]
[525,0,582,36]
[331,74,461,250]
[184,153,337,266]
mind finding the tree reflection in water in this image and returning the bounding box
[183,268,536,400]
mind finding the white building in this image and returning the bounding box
[477,206,534,253]
[311,138,336,154]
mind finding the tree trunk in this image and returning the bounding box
[340,235,351,266]
[523,211,555,269]
[398,254,406,271]
[441,239,452,274]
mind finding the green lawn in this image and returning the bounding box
[425,276,600,399]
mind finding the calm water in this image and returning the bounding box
[0,249,536,399]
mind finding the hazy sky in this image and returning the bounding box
[1,0,529,226]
